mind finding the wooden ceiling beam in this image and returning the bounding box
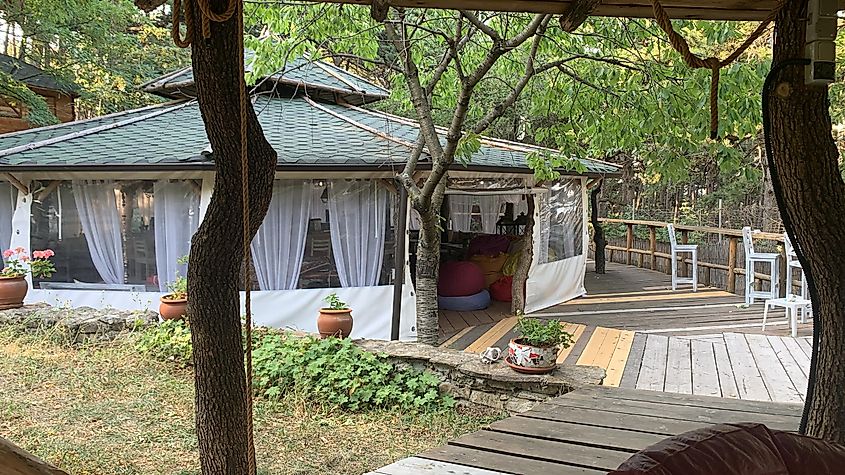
[560,0,602,32]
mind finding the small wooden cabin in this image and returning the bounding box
[0,54,77,133]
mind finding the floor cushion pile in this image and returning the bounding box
[490,275,513,302]
[467,234,510,258]
[438,289,491,311]
[469,252,509,287]
[437,260,490,310]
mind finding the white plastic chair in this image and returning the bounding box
[763,233,811,337]
[742,226,780,305]
[667,224,698,291]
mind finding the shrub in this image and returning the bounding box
[514,317,573,348]
[135,319,193,366]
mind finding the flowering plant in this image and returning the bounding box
[1,247,56,278]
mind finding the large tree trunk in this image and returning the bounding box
[590,181,606,274]
[771,0,845,442]
[185,2,278,472]
[413,183,445,345]
[511,195,535,314]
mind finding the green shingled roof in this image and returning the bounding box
[142,56,390,105]
[0,95,620,176]
[0,54,79,95]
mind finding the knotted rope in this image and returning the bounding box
[650,0,783,139]
[170,1,256,473]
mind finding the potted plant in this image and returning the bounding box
[0,247,56,310]
[317,293,353,338]
[506,317,573,374]
[159,256,188,320]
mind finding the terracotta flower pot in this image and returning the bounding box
[159,294,188,320]
[317,308,353,338]
[506,337,558,374]
[0,275,27,310]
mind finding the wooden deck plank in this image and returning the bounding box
[797,337,813,358]
[690,339,722,397]
[713,342,740,399]
[635,334,668,392]
[420,445,604,475]
[439,327,473,349]
[556,290,736,306]
[562,325,597,365]
[464,317,517,354]
[575,327,610,367]
[780,335,811,378]
[589,328,624,371]
[369,457,509,475]
[723,333,770,401]
[450,323,495,351]
[604,330,636,388]
[744,333,804,403]
[664,337,693,394]
[557,323,587,363]
[619,333,647,389]
[525,403,710,436]
[490,416,665,453]
[766,335,808,398]
[448,431,629,472]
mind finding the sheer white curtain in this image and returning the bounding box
[328,180,387,287]
[72,181,124,284]
[449,195,474,232]
[478,195,502,234]
[0,183,15,250]
[154,181,200,291]
[251,181,312,290]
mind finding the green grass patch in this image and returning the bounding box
[0,325,502,474]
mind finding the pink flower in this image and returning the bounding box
[32,250,44,259]
[14,247,24,254]
[2,250,12,258]
[20,255,29,262]
[44,249,54,258]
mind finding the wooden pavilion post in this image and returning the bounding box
[391,184,408,340]
[727,236,738,293]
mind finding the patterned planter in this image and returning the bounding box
[506,338,558,374]
[0,276,27,310]
[159,295,188,320]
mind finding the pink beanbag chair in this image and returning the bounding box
[438,261,485,297]
[467,234,511,257]
[490,275,513,302]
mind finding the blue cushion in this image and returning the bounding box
[438,289,491,311]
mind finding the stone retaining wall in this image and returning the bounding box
[0,304,158,344]
[356,340,605,413]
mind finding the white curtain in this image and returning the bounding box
[328,180,387,287]
[0,183,15,250]
[449,195,474,232]
[478,195,502,234]
[72,181,124,284]
[251,181,312,290]
[154,181,200,291]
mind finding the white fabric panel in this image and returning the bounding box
[0,183,16,250]
[72,181,124,284]
[524,256,587,313]
[154,181,200,291]
[25,282,418,341]
[251,181,312,290]
[449,194,474,232]
[310,183,329,220]
[478,195,502,234]
[328,180,388,287]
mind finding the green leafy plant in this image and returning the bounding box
[322,293,348,310]
[135,319,193,366]
[164,255,189,300]
[514,317,573,348]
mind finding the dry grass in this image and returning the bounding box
[0,327,501,474]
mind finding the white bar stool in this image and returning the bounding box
[668,224,698,291]
[742,226,780,305]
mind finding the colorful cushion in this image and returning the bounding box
[437,261,485,297]
[502,252,521,276]
[469,253,509,287]
[438,289,491,311]
[467,234,510,257]
[490,276,513,302]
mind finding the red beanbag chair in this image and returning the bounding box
[438,261,485,297]
[490,275,513,302]
[467,234,510,258]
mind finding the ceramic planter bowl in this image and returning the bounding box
[317,308,353,338]
[506,337,558,374]
[159,294,188,320]
[0,276,27,310]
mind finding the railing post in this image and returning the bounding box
[649,225,657,271]
[727,236,738,293]
[626,223,634,265]
[681,230,690,277]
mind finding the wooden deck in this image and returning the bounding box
[370,385,802,475]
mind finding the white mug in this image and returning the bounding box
[480,347,502,364]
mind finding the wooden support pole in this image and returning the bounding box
[559,0,602,32]
[778,246,787,298]
[727,236,738,294]
[36,180,61,202]
[390,185,408,341]
[2,173,29,195]
[626,223,633,265]
[649,225,657,271]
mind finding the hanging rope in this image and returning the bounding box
[649,0,783,139]
[170,1,256,474]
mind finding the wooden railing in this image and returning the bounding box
[596,218,788,295]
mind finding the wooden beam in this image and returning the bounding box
[1,435,68,475]
[2,173,29,195]
[36,180,61,202]
[560,0,602,32]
